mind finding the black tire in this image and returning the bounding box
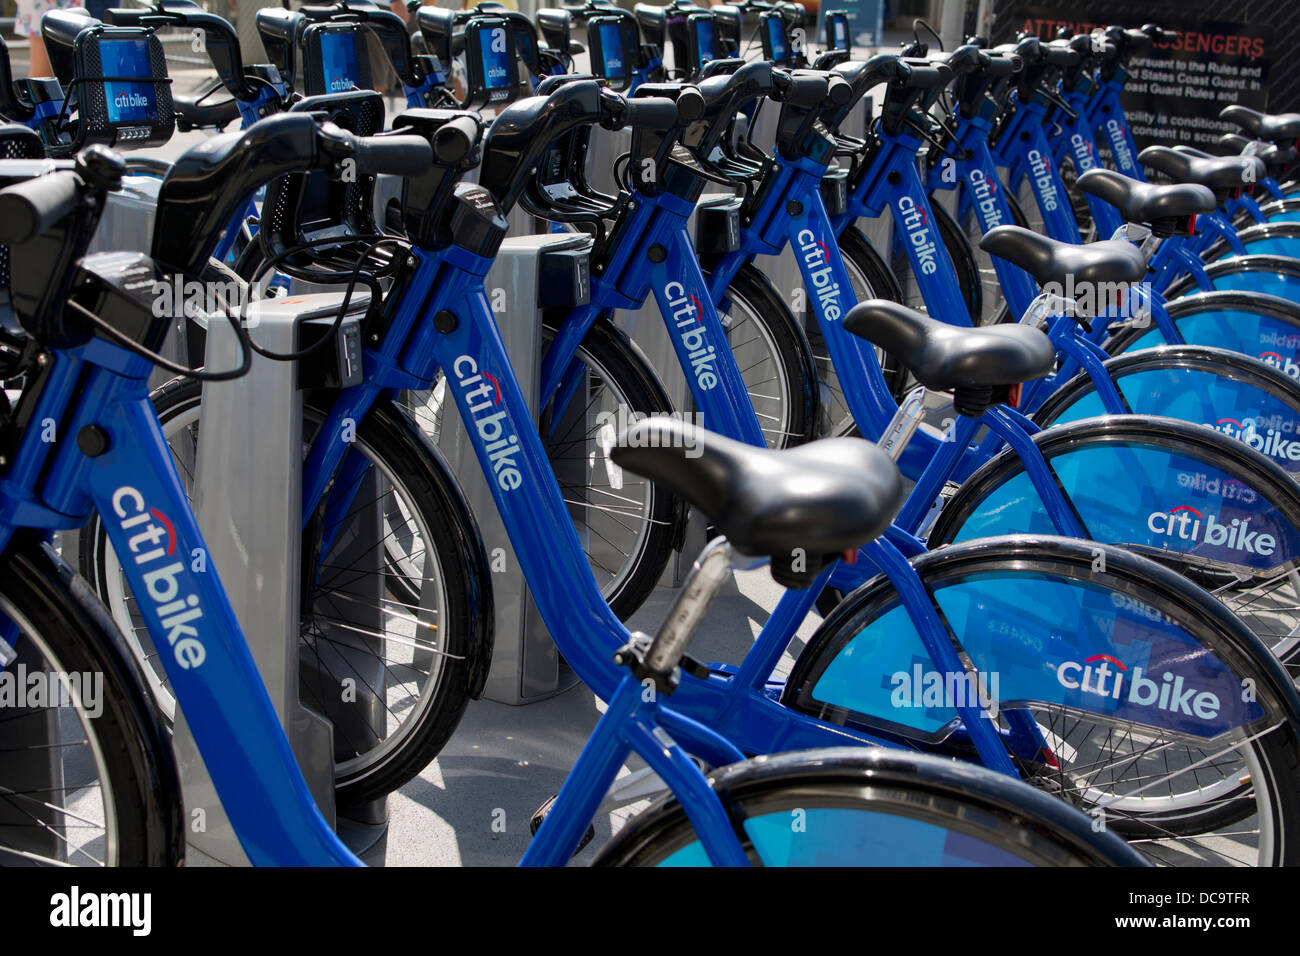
[1033,346,1300,443]
[536,316,685,619]
[1104,289,1300,357]
[1060,160,1098,243]
[593,747,1145,866]
[1164,253,1300,304]
[839,225,910,402]
[80,379,494,805]
[782,536,1300,864]
[712,263,819,448]
[1200,221,1300,263]
[1,531,184,865]
[888,201,982,324]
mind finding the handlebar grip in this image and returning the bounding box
[432,116,480,165]
[825,75,852,108]
[1043,45,1078,67]
[353,135,434,177]
[0,171,83,244]
[676,87,705,122]
[984,53,1021,76]
[104,7,144,25]
[897,63,950,89]
[621,95,684,130]
[1144,24,1178,43]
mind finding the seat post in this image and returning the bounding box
[645,536,737,678]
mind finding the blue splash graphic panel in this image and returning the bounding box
[954,441,1300,572]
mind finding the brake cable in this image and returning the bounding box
[66,234,409,380]
[240,235,411,363]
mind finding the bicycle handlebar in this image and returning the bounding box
[611,90,703,129]
[0,171,84,245]
[431,115,482,164]
[152,113,429,274]
[350,134,434,177]
[105,1,257,101]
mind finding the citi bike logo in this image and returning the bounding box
[1027,150,1059,212]
[110,487,207,669]
[895,197,939,275]
[1069,133,1097,172]
[452,355,523,490]
[1056,653,1221,720]
[795,229,843,320]
[664,282,719,390]
[328,77,352,93]
[113,90,149,109]
[1210,416,1300,463]
[1146,505,1278,557]
[1106,119,1135,171]
[967,168,1002,229]
[1259,350,1300,380]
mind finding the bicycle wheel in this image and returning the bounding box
[1105,290,1300,363]
[80,379,493,805]
[1033,346,1300,482]
[1165,254,1300,307]
[888,201,982,324]
[1201,221,1300,262]
[1,531,183,865]
[593,747,1144,866]
[396,316,684,621]
[1060,159,1098,243]
[784,536,1300,865]
[931,415,1300,684]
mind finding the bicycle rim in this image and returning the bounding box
[0,601,117,865]
[91,399,456,785]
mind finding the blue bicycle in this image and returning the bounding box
[0,117,1155,867]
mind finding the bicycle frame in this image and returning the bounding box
[933,106,1041,320]
[832,121,973,325]
[538,182,768,449]
[0,336,360,866]
[521,670,751,866]
[294,236,1031,773]
[1048,76,1124,237]
[991,91,1082,243]
[1088,73,1145,181]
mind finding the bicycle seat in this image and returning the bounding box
[1218,133,1298,174]
[1139,146,1264,195]
[173,90,240,131]
[978,226,1147,288]
[1220,105,1300,143]
[610,419,904,587]
[1076,168,1214,227]
[842,299,1055,399]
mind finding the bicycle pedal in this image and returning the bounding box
[529,793,595,858]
